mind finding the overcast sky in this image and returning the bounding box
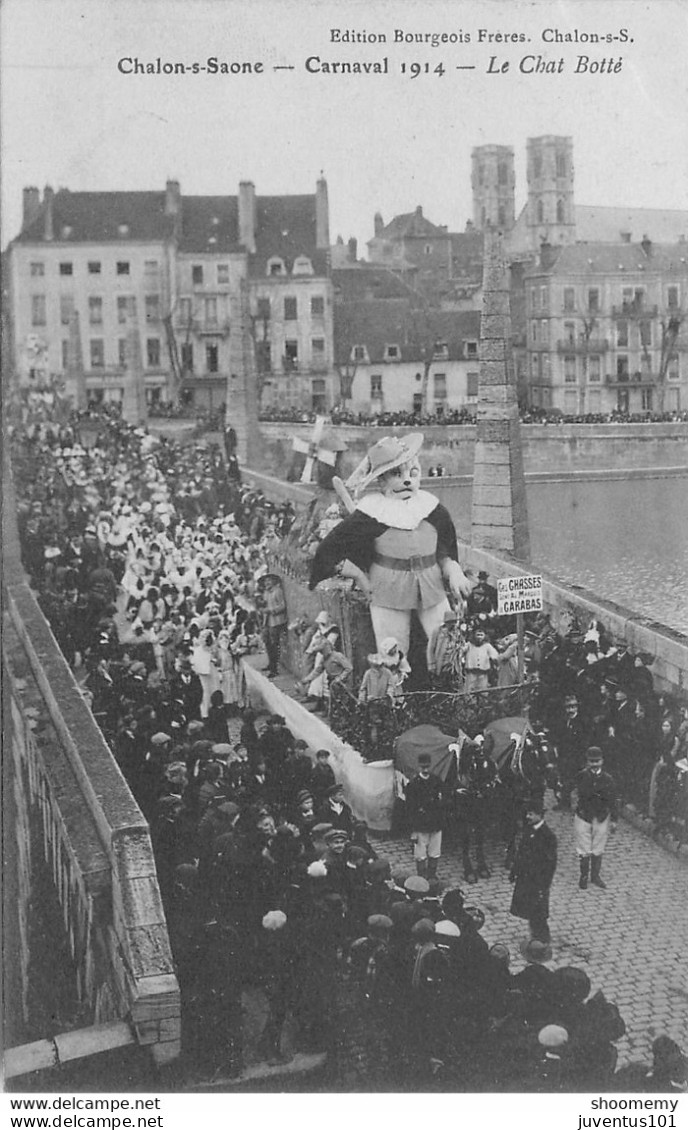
[2,0,687,252]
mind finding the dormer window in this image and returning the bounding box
[352,345,368,363]
[465,340,478,358]
[433,341,449,359]
[384,344,400,361]
[267,257,286,277]
[293,255,314,276]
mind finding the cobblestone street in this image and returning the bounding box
[242,666,688,1088]
[369,798,688,1076]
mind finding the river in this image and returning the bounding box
[444,474,688,634]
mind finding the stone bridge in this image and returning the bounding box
[2,472,180,1081]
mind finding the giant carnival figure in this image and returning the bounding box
[448,733,497,885]
[309,434,472,665]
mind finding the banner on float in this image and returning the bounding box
[497,574,543,615]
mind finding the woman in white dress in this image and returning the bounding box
[190,628,219,718]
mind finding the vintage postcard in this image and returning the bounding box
[2,0,687,1122]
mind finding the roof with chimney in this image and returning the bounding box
[177,196,240,253]
[13,190,174,244]
[525,240,688,278]
[12,187,328,272]
[333,298,480,365]
[250,195,327,275]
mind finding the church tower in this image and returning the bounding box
[526,136,575,249]
[471,146,515,231]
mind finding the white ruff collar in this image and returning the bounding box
[356,490,438,530]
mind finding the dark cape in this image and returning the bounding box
[309,502,459,590]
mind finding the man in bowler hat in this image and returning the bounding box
[509,800,557,944]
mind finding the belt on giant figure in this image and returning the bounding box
[373,552,436,572]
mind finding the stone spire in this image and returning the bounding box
[226,279,260,466]
[470,227,530,561]
[66,310,86,411]
[121,298,147,426]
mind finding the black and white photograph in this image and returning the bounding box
[2,0,687,1117]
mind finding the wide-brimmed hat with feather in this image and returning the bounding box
[345,433,424,496]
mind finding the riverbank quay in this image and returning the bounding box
[255,421,688,480]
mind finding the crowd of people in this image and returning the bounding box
[259,404,688,427]
[301,568,688,844]
[7,392,687,1090]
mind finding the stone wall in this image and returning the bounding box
[256,421,688,480]
[2,467,180,1068]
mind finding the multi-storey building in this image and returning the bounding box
[249,180,333,413]
[7,177,334,413]
[525,238,688,414]
[9,186,175,403]
[366,206,483,309]
[332,273,481,416]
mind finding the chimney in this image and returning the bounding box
[316,176,329,250]
[348,237,357,263]
[620,230,632,243]
[641,234,652,258]
[238,181,256,253]
[374,212,384,237]
[539,240,557,270]
[165,179,181,215]
[43,185,54,241]
[22,187,41,230]
[415,205,423,217]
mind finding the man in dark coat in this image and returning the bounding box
[317,782,355,836]
[170,658,204,721]
[509,800,557,944]
[466,570,498,617]
[405,752,446,881]
[552,693,590,811]
[574,747,618,890]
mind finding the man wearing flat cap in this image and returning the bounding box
[318,781,355,836]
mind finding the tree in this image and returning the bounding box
[655,313,684,415]
[578,316,597,414]
[248,304,272,409]
[332,299,360,408]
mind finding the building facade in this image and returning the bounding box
[7,178,335,414]
[525,239,688,414]
[333,292,481,416]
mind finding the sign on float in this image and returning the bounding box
[497,574,544,615]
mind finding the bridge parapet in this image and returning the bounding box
[2,467,180,1073]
